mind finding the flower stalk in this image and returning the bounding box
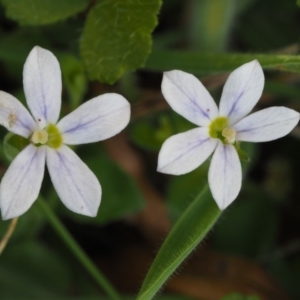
[37,199,122,300]
[0,217,18,255]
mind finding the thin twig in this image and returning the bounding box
[0,218,18,255]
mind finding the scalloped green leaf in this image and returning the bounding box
[1,0,89,25]
[137,186,221,300]
[80,0,162,84]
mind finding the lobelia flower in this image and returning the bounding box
[157,60,300,210]
[0,46,130,220]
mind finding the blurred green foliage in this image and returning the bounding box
[60,54,88,110]
[187,0,239,51]
[0,241,72,299]
[130,112,194,152]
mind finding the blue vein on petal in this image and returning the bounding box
[61,106,127,134]
[227,91,244,117]
[226,62,257,120]
[221,144,229,209]
[16,118,33,132]
[219,144,232,208]
[220,144,237,208]
[236,116,297,133]
[55,149,91,212]
[189,96,210,119]
[37,53,48,122]
[160,138,211,172]
[167,75,210,121]
[3,147,39,218]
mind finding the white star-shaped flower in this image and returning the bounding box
[157,60,300,210]
[0,46,130,220]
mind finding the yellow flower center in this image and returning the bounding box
[46,123,63,149]
[208,117,236,144]
[31,123,63,149]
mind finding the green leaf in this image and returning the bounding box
[3,132,29,162]
[146,51,300,74]
[80,0,162,84]
[137,186,221,300]
[1,0,89,25]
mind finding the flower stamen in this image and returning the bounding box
[31,129,48,145]
[222,127,236,144]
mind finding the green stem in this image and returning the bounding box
[38,199,122,300]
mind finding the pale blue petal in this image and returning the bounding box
[157,127,218,175]
[219,60,264,125]
[208,142,242,210]
[162,70,219,127]
[23,46,62,128]
[0,91,37,137]
[57,93,130,145]
[234,107,300,142]
[0,144,46,220]
[46,145,101,217]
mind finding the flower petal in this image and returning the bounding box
[0,91,37,137]
[157,127,218,175]
[46,145,101,216]
[0,144,46,220]
[161,70,219,127]
[234,107,300,142]
[57,93,130,145]
[23,46,62,128]
[219,60,264,124]
[208,142,242,210]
